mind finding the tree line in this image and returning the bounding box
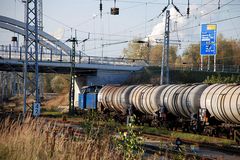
[122,34,240,66]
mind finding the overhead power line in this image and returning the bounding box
[99,0,240,6]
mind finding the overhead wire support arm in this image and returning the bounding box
[187,0,190,18]
[100,0,103,18]
[102,40,128,46]
[171,0,183,16]
[157,0,170,18]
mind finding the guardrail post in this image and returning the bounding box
[20,47,22,60]
[79,51,81,63]
[60,50,62,61]
[5,45,8,53]
[1,45,3,51]
[9,44,11,59]
[50,49,53,62]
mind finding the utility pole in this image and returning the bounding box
[67,35,77,115]
[160,0,182,85]
[23,0,40,116]
[160,10,170,85]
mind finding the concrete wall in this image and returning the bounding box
[86,70,132,85]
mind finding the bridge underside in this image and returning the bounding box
[0,60,97,75]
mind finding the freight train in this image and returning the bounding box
[77,84,240,141]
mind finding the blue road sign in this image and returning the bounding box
[200,24,217,55]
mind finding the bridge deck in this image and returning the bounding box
[0,46,145,74]
[0,45,239,74]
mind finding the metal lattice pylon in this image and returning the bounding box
[23,0,40,116]
[68,38,77,115]
[160,10,170,85]
[37,0,44,98]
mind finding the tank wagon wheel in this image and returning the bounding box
[150,118,160,127]
[181,121,190,133]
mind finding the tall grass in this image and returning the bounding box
[0,115,122,160]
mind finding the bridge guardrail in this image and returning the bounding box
[0,45,239,73]
[0,45,147,67]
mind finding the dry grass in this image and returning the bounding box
[42,93,68,109]
[0,116,123,160]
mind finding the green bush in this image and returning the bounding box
[204,74,240,84]
[113,116,144,160]
[50,75,69,93]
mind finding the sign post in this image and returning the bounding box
[33,102,40,117]
[200,24,217,71]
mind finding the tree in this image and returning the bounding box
[182,34,240,67]
[123,40,149,59]
[122,40,178,65]
[217,34,240,66]
[149,44,162,65]
[50,75,69,93]
[182,44,200,66]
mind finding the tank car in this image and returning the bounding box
[159,84,208,119]
[97,85,136,115]
[77,84,240,143]
[200,84,240,138]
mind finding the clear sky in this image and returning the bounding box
[1,0,240,57]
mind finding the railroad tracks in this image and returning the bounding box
[141,133,240,157]
[41,118,240,159]
[1,114,239,160]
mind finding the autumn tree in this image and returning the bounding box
[123,39,178,65]
[122,41,149,60]
[182,44,200,66]
[217,34,240,66]
[182,34,240,67]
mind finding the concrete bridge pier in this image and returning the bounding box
[74,69,133,106]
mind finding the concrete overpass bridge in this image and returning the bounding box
[0,15,146,85]
[0,44,146,85]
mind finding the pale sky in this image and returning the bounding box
[1,0,240,57]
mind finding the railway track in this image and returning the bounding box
[39,117,240,158]
[141,133,240,158]
[1,112,240,157]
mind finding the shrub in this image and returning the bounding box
[50,75,69,93]
[113,116,144,160]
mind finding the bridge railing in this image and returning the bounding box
[168,63,240,73]
[144,59,240,73]
[0,45,147,66]
[78,55,147,66]
[0,45,239,73]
